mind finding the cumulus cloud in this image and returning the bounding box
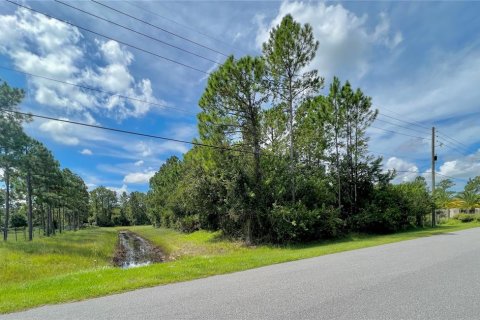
[437,150,480,181]
[36,116,110,147]
[0,8,163,119]
[39,120,80,145]
[80,148,93,155]
[384,157,420,183]
[256,1,402,79]
[123,171,156,184]
[107,184,128,194]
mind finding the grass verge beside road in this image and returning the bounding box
[1,221,479,314]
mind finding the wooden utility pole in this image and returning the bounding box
[431,126,436,227]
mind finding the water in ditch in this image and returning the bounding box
[113,231,165,269]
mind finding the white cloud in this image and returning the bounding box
[437,150,480,181]
[256,2,402,79]
[384,157,420,183]
[39,120,80,145]
[107,184,128,194]
[99,39,134,65]
[123,171,156,184]
[0,9,163,120]
[134,160,144,166]
[80,148,93,155]
[86,183,97,190]
[35,116,110,147]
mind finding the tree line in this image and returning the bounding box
[144,15,404,242]
[2,15,478,244]
[0,79,152,237]
[145,15,478,243]
[88,187,149,227]
[0,80,89,241]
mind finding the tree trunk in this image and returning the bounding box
[334,102,341,212]
[47,205,51,236]
[41,205,45,236]
[3,168,10,241]
[245,216,252,245]
[288,78,295,204]
[27,171,33,241]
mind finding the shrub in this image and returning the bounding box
[454,213,475,222]
[10,214,27,228]
[176,214,201,233]
[269,203,342,243]
[355,184,426,233]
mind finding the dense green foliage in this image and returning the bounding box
[457,177,480,212]
[88,188,149,227]
[145,15,435,242]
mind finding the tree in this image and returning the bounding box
[147,156,183,227]
[262,14,323,202]
[10,213,27,228]
[89,187,117,227]
[127,192,149,225]
[458,177,480,213]
[435,179,455,209]
[114,191,130,226]
[199,55,269,243]
[18,137,43,240]
[0,80,29,240]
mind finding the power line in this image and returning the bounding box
[55,0,222,65]
[123,0,247,56]
[435,172,469,182]
[370,125,429,140]
[90,0,229,58]
[437,130,470,149]
[370,150,427,161]
[436,138,469,157]
[378,107,431,130]
[377,112,430,131]
[375,117,429,135]
[1,108,253,155]
[0,65,197,115]
[5,0,211,75]
[378,108,471,155]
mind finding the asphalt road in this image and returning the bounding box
[3,227,480,320]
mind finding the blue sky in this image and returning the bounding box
[0,0,479,193]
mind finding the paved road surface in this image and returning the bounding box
[3,228,480,320]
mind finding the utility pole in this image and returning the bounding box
[431,126,437,227]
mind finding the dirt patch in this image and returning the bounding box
[113,231,165,268]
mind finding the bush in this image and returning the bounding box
[10,214,27,228]
[454,213,475,222]
[355,184,425,233]
[176,214,200,233]
[269,203,342,243]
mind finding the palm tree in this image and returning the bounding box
[458,190,479,213]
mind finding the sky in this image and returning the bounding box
[0,0,479,193]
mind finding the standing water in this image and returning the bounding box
[113,231,165,268]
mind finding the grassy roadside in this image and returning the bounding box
[0,228,117,286]
[1,221,479,314]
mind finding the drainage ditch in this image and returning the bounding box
[113,231,165,269]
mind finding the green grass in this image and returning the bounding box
[0,228,117,286]
[1,221,479,314]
